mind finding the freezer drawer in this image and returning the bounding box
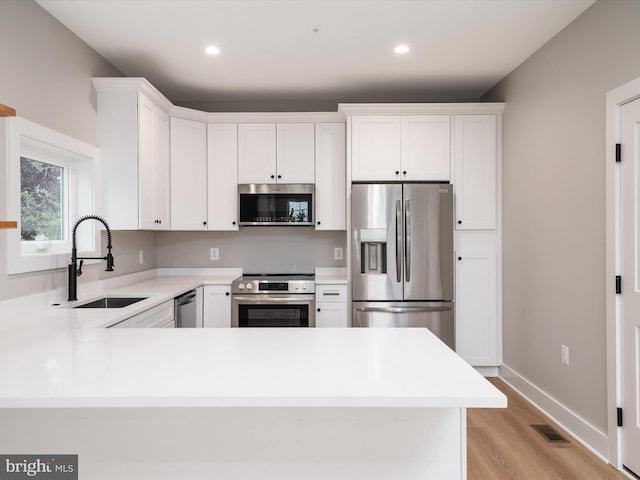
[352,301,454,350]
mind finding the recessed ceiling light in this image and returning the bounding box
[205,45,221,55]
[394,44,410,54]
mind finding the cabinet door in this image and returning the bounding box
[454,115,497,229]
[203,285,232,328]
[170,117,208,230]
[351,116,401,181]
[402,115,450,181]
[316,303,348,328]
[238,123,276,184]
[315,123,345,230]
[138,93,170,230]
[208,124,239,231]
[276,123,315,183]
[455,248,497,365]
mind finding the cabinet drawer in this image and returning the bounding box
[315,285,347,302]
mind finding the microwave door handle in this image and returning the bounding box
[405,199,411,283]
[396,199,402,283]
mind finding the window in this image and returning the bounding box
[21,156,66,244]
[5,117,100,274]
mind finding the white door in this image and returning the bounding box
[351,116,401,181]
[453,115,497,230]
[237,123,276,184]
[401,115,451,181]
[621,97,640,477]
[170,117,208,230]
[276,123,315,183]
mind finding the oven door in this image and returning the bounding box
[232,294,316,327]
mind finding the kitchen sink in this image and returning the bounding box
[74,297,147,309]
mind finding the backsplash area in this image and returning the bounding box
[156,228,346,273]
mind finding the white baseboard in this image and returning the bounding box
[499,364,609,461]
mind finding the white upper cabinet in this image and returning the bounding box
[170,117,208,230]
[401,115,450,181]
[207,123,239,231]
[453,115,497,230]
[238,123,315,184]
[94,78,172,231]
[276,123,315,183]
[351,116,401,181]
[351,115,450,181]
[237,123,276,184]
[134,93,171,230]
[315,123,346,230]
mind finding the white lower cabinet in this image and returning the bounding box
[109,300,175,328]
[203,285,232,328]
[455,246,498,366]
[315,285,348,328]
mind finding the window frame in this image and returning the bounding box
[4,117,101,275]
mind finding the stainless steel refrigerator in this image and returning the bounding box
[351,183,455,349]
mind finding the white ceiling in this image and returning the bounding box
[37,0,596,107]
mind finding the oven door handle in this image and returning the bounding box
[232,295,316,304]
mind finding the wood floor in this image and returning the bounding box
[467,378,628,480]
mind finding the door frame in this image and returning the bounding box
[605,76,640,468]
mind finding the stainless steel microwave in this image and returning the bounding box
[238,184,314,226]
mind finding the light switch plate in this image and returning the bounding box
[334,247,343,261]
[210,247,220,261]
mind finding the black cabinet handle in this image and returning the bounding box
[403,170,407,175]
[277,174,282,179]
[457,220,462,225]
[271,174,275,179]
[225,292,230,296]
[317,308,321,312]
[458,257,462,261]
[395,170,400,175]
[317,221,321,225]
[203,221,207,226]
[232,221,236,225]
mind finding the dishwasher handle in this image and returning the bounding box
[176,291,197,306]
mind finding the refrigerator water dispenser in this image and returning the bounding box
[360,229,387,274]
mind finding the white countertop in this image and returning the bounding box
[0,268,505,410]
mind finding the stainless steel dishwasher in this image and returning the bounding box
[175,289,200,328]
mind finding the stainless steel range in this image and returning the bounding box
[231,274,316,327]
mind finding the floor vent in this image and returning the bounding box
[531,424,570,443]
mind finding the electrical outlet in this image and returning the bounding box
[561,345,570,366]
[138,250,144,264]
[334,247,343,261]
[210,247,219,261]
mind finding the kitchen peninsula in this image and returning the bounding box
[0,271,505,480]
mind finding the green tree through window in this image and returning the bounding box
[20,157,64,241]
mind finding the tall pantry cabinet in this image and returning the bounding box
[341,103,504,373]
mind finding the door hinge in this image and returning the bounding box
[616,275,622,294]
[616,143,622,163]
[617,407,623,427]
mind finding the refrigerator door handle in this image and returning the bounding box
[395,199,402,283]
[405,199,411,282]
[354,306,453,314]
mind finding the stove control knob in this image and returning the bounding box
[246,283,253,290]
[295,283,300,290]
[238,283,244,290]
[302,283,307,290]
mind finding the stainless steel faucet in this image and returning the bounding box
[68,215,114,301]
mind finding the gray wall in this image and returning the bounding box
[156,229,346,273]
[483,0,640,433]
[0,0,156,301]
